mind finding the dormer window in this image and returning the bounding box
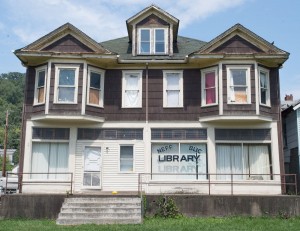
[138,28,168,55]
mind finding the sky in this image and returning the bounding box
[0,0,299,100]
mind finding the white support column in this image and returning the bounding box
[207,126,216,181]
[23,121,33,180]
[45,61,52,114]
[68,127,77,188]
[218,62,223,115]
[255,62,259,115]
[81,61,87,115]
[271,121,280,181]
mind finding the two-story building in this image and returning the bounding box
[15,5,289,194]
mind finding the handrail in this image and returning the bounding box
[4,172,73,195]
[138,173,297,196]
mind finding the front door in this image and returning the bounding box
[83,147,102,188]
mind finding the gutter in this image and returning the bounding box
[117,56,188,64]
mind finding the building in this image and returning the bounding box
[0,149,16,165]
[281,94,300,192]
[14,5,289,194]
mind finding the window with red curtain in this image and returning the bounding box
[204,72,216,104]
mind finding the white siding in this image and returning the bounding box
[75,140,144,192]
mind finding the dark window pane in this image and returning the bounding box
[38,71,45,87]
[59,69,75,85]
[90,72,101,89]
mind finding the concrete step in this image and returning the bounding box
[56,217,142,225]
[58,212,141,219]
[62,202,141,208]
[56,196,142,225]
[65,197,140,203]
[61,207,140,213]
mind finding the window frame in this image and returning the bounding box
[87,66,105,108]
[163,70,183,108]
[34,66,47,105]
[138,27,168,55]
[258,67,270,107]
[54,64,79,104]
[201,67,218,107]
[216,142,272,181]
[226,66,251,104]
[119,145,134,173]
[122,70,143,108]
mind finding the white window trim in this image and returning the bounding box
[54,64,79,104]
[201,67,218,107]
[119,144,135,173]
[122,70,143,108]
[87,66,105,108]
[163,70,184,108]
[226,65,251,104]
[34,66,47,106]
[258,67,271,107]
[137,27,168,55]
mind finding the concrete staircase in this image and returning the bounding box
[56,196,142,225]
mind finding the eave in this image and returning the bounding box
[31,114,105,124]
[199,115,273,123]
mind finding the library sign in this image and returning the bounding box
[151,143,206,180]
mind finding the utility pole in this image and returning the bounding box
[2,110,8,177]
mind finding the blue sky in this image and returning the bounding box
[0,0,299,99]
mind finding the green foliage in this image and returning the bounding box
[0,155,13,171]
[155,195,182,219]
[0,72,25,165]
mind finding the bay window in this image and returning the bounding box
[54,65,79,104]
[163,70,183,107]
[34,66,47,105]
[87,67,104,107]
[259,67,270,106]
[122,71,142,108]
[138,28,167,55]
[201,67,218,106]
[227,66,251,104]
[216,143,271,180]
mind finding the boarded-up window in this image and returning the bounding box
[34,67,46,105]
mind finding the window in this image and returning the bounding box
[31,142,69,180]
[122,71,142,108]
[259,67,270,106]
[34,66,47,105]
[138,28,167,55]
[201,67,218,106]
[87,67,104,107]
[227,66,251,104]
[120,146,134,172]
[54,65,79,104]
[151,143,207,180]
[216,143,271,180]
[163,71,183,107]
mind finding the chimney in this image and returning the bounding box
[285,94,293,101]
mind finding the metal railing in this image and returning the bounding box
[138,173,297,197]
[4,172,73,194]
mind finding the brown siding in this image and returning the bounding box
[223,64,256,116]
[137,14,169,26]
[48,63,83,115]
[212,35,263,54]
[42,34,94,53]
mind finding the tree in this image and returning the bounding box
[0,72,25,165]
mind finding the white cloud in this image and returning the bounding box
[5,0,247,44]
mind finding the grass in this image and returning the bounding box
[1,217,300,231]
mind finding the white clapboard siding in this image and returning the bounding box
[74,140,144,192]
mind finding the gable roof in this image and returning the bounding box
[15,23,113,55]
[126,4,179,42]
[194,23,289,57]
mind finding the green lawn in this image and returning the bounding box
[1,217,300,231]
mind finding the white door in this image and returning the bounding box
[83,147,102,188]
